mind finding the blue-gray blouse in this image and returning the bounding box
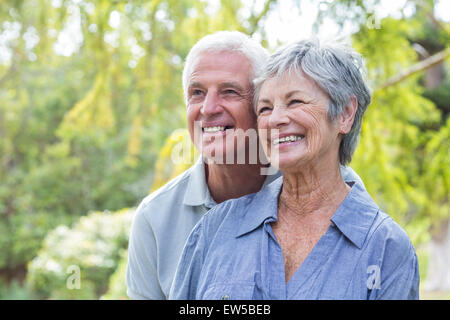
[169,177,419,300]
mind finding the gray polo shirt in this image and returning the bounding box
[126,157,363,299]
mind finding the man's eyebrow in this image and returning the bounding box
[188,82,205,90]
[218,82,245,91]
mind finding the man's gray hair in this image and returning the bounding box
[182,31,269,103]
[254,39,372,165]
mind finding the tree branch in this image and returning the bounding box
[428,12,450,37]
[247,0,275,35]
[376,47,450,90]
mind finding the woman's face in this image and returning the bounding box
[256,70,342,172]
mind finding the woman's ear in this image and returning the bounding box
[339,95,358,134]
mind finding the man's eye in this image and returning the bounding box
[192,89,204,96]
[223,89,238,95]
[189,90,204,101]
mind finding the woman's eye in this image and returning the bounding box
[257,106,271,115]
[288,99,303,106]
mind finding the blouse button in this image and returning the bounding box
[221,294,230,300]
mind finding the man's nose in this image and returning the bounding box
[201,91,222,116]
[268,105,290,128]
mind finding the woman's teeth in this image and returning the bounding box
[273,135,304,145]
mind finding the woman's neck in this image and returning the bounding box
[279,160,350,219]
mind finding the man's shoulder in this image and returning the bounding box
[135,167,194,220]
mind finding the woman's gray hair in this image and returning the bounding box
[182,31,269,103]
[254,39,372,165]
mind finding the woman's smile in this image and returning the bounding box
[257,70,338,170]
[272,134,306,152]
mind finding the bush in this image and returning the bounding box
[0,280,35,299]
[26,208,134,299]
[100,250,129,300]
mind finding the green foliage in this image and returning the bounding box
[423,79,450,118]
[26,209,133,299]
[1,0,267,279]
[350,15,449,242]
[100,250,129,300]
[420,117,450,225]
[151,128,198,192]
[0,280,35,300]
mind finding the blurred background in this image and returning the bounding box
[0,0,449,300]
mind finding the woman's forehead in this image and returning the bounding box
[259,70,320,96]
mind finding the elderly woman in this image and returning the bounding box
[169,39,419,300]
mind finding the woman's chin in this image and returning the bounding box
[273,157,303,172]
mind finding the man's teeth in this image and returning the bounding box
[204,126,226,133]
[273,135,304,145]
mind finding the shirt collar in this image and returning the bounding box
[183,157,217,208]
[183,158,282,210]
[261,168,282,187]
[236,176,283,237]
[236,177,379,249]
[330,181,379,249]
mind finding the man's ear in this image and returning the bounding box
[339,95,358,134]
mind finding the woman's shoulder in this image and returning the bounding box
[365,210,416,264]
[372,212,413,244]
[347,182,415,255]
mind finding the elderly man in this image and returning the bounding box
[126,31,364,299]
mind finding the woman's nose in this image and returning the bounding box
[268,105,290,128]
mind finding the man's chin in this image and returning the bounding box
[201,146,229,165]
[202,145,257,166]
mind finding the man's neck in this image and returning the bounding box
[205,162,267,204]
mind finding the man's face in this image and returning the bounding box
[186,51,257,163]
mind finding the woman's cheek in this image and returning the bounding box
[257,118,272,158]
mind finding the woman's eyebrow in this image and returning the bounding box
[257,98,272,105]
[285,90,305,99]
